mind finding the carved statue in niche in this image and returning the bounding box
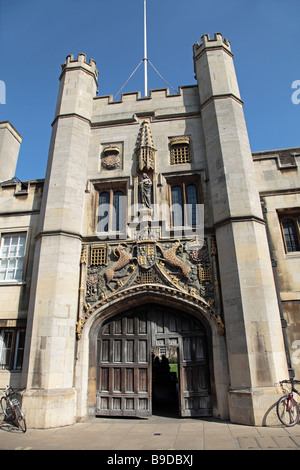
[139,173,152,209]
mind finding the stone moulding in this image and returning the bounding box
[76,283,225,340]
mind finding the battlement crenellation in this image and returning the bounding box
[94,85,198,107]
[61,53,99,78]
[193,32,231,58]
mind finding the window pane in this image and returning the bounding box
[16,259,23,270]
[171,186,183,227]
[11,235,19,246]
[113,191,123,232]
[186,184,198,226]
[98,192,109,232]
[14,330,25,370]
[7,270,15,280]
[17,241,25,257]
[16,270,23,281]
[1,247,9,258]
[3,237,10,246]
[282,219,300,252]
[0,331,12,370]
[8,259,16,269]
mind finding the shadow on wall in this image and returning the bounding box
[262,401,285,427]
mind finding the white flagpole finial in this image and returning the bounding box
[143,0,148,97]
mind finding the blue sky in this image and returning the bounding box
[1,0,299,181]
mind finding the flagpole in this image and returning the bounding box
[143,0,148,97]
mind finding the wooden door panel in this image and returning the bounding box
[125,340,134,362]
[138,368,148,391]
[179,331,212,417]
[138,339,147,362]
[96,312,151,417]
[125,368,134,392]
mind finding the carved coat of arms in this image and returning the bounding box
[137,242,156,269]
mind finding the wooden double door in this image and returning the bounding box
[96,304,212,418]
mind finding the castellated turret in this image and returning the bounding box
[42,53,99,234]
[22,53,99,428]
[193,32,289,425]
[54,53,98,121]
[193,33,240,108]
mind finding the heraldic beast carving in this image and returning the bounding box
[82,238,219,305]
[105,243,136,291]
[77,237,225,339]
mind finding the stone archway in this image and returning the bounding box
[75,287,230,422]
[95,303,212,418]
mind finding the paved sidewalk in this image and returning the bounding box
[1,413,300,451]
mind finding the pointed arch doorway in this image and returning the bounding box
[96,303,212,418]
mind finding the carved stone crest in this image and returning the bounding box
[137,241,156,269]
[102,146,121,170]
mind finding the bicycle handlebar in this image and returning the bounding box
[279,379,300,385]
[4,385,14,397]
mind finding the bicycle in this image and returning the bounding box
[276,379,300,427]
[1,385,26,433]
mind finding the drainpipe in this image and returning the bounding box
[261,199,294,379]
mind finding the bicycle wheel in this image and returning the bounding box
[277,394,300,426]
[14,404,26,433]
[1,396,15,420]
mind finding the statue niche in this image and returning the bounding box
[139,172,153,209]
[134,121,156,219]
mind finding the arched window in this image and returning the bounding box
[281,216,300,252]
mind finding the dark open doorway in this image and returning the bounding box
[152,346,179,417]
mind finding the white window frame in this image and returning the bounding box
[0,232,27,282]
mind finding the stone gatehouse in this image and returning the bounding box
[0,33,299,428]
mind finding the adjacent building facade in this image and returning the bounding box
[0,33,299,428]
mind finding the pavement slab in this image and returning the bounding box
[2,415,300,451]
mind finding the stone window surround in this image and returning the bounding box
[165,174,202,229]
[92,179,128,237]
[278,209,300,254]
[169,136,192,165]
